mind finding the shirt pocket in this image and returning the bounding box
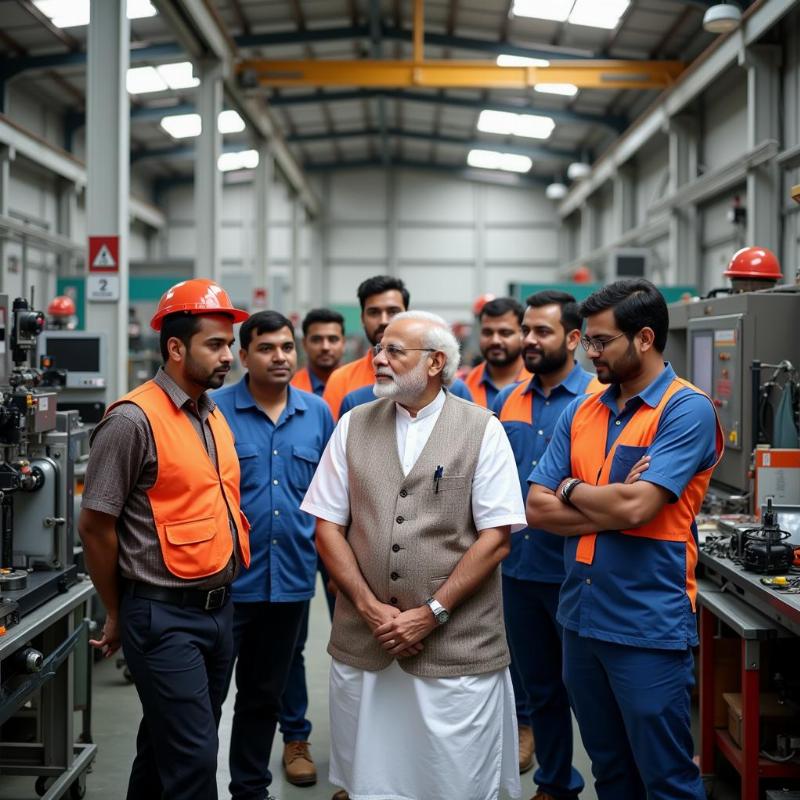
[235,442,261,492]
[609,444,648,484]
[289,444,321,492]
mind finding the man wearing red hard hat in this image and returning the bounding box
[79,278,250,800]
[724,246,783,294]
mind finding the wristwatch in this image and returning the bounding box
[425,597,450,625]
[560,477,583,506]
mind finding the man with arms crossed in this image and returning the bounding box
[528,279,722,800]
[302,311,526,800]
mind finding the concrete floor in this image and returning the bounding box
[0,583,745,800]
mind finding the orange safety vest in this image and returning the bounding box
[464,361,533,409]
[290,367,314,394]
[322,351,375,421]
[569,377,723,609]
[107,380,250,579]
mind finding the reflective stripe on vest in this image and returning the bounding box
[107,381,250,579]
[569,377,723,609]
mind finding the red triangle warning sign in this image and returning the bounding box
[92,244,116,268]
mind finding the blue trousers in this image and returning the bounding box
[563,629,705,800]
[120,591,233,800]
[503,575,584,799]
[225,599,306,800]
[279,560,336,743]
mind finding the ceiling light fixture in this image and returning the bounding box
[127,66,167,95]
[160,111,247,139]
[478,109,555,140]
[33,0,156,28]
[535,83,579,97]
[545,181,568,200]
[511,0,630,30]
[702,3,742,33]
[218,150,259,172]
[497,54,550,68]
[218,110,246,134]
[467,149,533,173]
[567,162,592,180]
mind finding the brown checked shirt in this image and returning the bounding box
[81,368,237,589]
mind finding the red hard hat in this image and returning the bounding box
[723,247,782,280]
[150,279,249,331]
[472,293,496,317]
[47,295,76,316]
[571,265,592,284]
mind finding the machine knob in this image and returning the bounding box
[12,646,43,673]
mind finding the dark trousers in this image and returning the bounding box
[226,599,307,800]
[503,575,584,799]
[120,592,234,800]
[563,629,705,800]
[279,560,335,743]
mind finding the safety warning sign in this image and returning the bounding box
[88,235,119,273]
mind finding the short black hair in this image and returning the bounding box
[480,297,524,325]
[356,275,409,311]
[526,290,582,334]
[302,308,345,337]
[159,313,203,362]
[239,310,294,351]
[579,279,668,352]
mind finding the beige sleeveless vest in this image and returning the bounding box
[328,393,510,678]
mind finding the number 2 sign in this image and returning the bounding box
[87,274,120,302]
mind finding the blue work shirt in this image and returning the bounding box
[339,378,473,415]
[213,379,334,603]
[530,363,718,649]
[493,362,596,583]
[307,369,325,396]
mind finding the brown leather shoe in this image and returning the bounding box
[519,724,535,774]
[283,741,317,786]
[331,791,349,800]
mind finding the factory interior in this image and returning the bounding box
[3,0,800,799]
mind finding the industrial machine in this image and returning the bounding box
[37,330,108,424]
[667,286,800,496]
[0,294,87,621]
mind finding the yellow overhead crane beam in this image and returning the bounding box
[237,0,683,91]
[237,59,684,91]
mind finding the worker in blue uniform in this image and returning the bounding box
[528,279,722,800]
[339,374,473,415]
[214,310,334,799]
[493,290,597,797]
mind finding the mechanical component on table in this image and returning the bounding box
[8,645,43,674]
[742,500,795,574]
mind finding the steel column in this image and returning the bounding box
[668,115,700,285]
[86,0,129,402]
[290,194,300,315]
[0,145,11,292]
[195,58,223,279]
[254,140,273,308]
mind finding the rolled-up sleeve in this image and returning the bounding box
[471,415,527,532]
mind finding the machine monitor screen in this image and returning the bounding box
[42,336,101,373]
[691,330,714,398]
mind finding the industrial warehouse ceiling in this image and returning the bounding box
[0,1,750,186]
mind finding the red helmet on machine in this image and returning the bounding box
[723,247,782,281]
[150,279,249,332]
[47,295,76,317]
[571,265,593,284]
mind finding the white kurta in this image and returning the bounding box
[301,390,526,800]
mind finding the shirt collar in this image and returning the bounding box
[395,388,446,422]
[233,376,308,418]
[525,361,585,397]
[599,362,676,411]
[154,367,215,414]
[308,369,325,394]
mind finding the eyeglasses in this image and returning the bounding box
[372,343,435,360]
[580,332,626,353]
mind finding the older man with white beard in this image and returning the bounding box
[301,311,525,800]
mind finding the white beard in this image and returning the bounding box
[373,358,429,403]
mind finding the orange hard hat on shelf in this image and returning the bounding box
[723,247,783,280]
[47,295,76,316]
[472,293,496,316]
[150,279,249,331]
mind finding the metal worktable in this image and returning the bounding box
[0,578,97,799]
[698,552,800,798]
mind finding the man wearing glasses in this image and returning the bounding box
[527,279,722,800]
[302,311,526,800]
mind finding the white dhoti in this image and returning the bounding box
[329,658,521,800]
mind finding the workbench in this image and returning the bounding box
[698,551,800,798]
[0,578,96,799]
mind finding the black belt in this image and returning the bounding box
[124,580,230,611]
